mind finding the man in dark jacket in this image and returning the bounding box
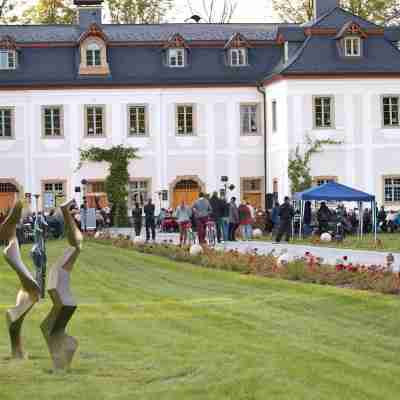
[275,196,294,243]
[209,191,225,243]
[132,203,143,237]
[143,199,156,242]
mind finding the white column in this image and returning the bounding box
[205,102,216,193]
[344,93,355,186]
[227,101,240,200]
[111,102,123,146]
[362,92,374,194]
[69,103,81,203]
[24,95,35,195]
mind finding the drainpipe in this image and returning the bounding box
[257,83,268,209]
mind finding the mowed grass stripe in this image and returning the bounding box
[0,240,399,400]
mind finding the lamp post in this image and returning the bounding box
[81,179,88,232]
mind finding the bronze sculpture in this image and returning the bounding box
[0,200,40,359]
[41,199,83,370]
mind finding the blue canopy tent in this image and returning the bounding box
[294,182,377,240]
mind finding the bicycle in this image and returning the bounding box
[205,219,217,247]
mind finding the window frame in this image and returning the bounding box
[84,104,106,138]
[312,176,338,187]
[41,179,67,210]
[229,48,248,67]
[167,48,186,68]
[283,42,289,63]
[0,49,16,70]
[313,95,335,129]
[79,37,110,76]
[343,36,362,57]
[175,104,195,136]
[127,104,148,137]
[41,105,64,139]
[383,176,400,205]
[240,103,260,136]
[381,95,400,128]
[0,107,14,140]
[128,178,151,208]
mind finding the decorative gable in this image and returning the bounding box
[224,32,251,49]
[0,35,17,50]
[78,23,108,44]
[163,33,188,49]
[335,21,367,39]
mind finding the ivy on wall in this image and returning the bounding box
[78,145,138,227]
[288,135,342,194]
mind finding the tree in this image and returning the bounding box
[0,0,21,23]
[288,136,341,194]
[106,0,174,24]
[272,0,400,25]
[186,0,238,23]
[78,146,138,227]
[22,0,75,24]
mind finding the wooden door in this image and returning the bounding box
[86,194,108,209]
[172,179,200,209]
[243,193,262,210]
[0,192,16,212]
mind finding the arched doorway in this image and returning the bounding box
[0,181,18,213]
[172,178,201,209]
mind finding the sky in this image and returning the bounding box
[170,0,276,23]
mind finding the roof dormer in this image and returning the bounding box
[0,36,17,70]
[336,22,366,58]
[163,33,189,68]
[78,23,110,75]
[225,33,251,67]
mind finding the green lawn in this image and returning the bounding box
[1,240,400,400]
[259,233,400,253]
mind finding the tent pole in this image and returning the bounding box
[299,200,303,240]
[374,200,377,242]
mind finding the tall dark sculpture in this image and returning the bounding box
[31,212,47,298]
[0,200,40,359]
[41,199,83,370]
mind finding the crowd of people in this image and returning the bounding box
[132,192,256,246]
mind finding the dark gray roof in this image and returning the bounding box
[0,23,300,43]
[303,7,380,29]
[279,35,400,75]
[384,26,400,42]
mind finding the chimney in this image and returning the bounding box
[314,0,340,19]
[74,0,103,28]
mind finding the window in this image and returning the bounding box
[129,180,150,207]
[242,178,263,209]
[0,50,16,70]
[42,181,65,209]
[0,182,17,192]
[176,105,194,135]
[168,49,185,67]
[85,105,105,137]
[382,96,399,127]
[230,48,247,66]
[397,41,400,50]
[314,96,333,129]
[42,106,62,137]
[313,176,337,187]
[86,42,101,67]
[272,100,277,133]
[384,177,400,203]
[88,181,106,193]
[128,105,147,136]
[240,104,259,135]
[243,179,261,192]
[0,108,13,138]
[344,37,361,57]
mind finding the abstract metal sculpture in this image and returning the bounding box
[31,212,48,298]
[41,199,83,370]
[0,200,40,359]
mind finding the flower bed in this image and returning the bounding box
[94,235,400,296]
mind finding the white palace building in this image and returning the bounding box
[1,0,400,213]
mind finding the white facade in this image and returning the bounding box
[267,78,400,207]
[1,78,400,211]
[0,87,265,211]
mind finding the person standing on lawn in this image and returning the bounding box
[144,198,156,242]
[174,200,192,246]
[238,202,252,241]
[132,203,143,238]
[228,197,239,241]
[210,191,225,243]
[275,196,294,243]
[271,201,280,233]
[192,192,212,245]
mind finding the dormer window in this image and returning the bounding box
[230,48,248,67]
[0,49,16,70]
[344,37,361,57]
[168,48,185,67]
[86,42,101,67]
[78,23,110,76]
